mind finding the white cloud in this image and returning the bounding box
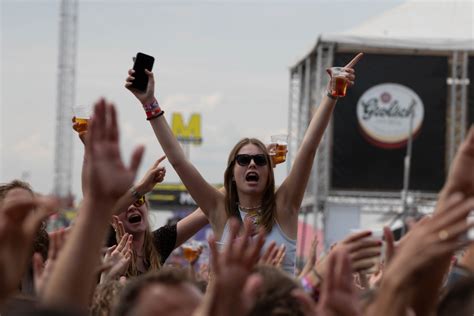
[199,93,222,111]
[163,92,222,112]
[13,134,53,160]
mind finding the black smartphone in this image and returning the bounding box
[131,52,155,92]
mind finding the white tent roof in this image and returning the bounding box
[321,0,474,51]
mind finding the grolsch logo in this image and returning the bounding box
[356,83,424,149]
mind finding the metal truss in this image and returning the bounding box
[53,0,78,197]
[313,43,335,210]
[286,41,468,226]
[447,51,470,167]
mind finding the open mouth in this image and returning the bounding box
[245,172,259,182]
[128,214,142,224]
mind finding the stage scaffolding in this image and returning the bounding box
[288,40,471,249]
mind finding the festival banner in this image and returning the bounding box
[330,53,448,192]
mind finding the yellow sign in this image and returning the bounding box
[171,113,203,144]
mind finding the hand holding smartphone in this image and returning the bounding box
[131,52,155,92]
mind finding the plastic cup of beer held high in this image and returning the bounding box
[328,67,349,98]
[182,240,201,263]
[270,134,288,165]
[72,105,91,135]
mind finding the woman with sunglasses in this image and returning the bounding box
[125,53,362,274]
[73,123,209,277]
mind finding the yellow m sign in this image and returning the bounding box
[171,113,203,144]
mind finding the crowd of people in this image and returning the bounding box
[1,52,474,316]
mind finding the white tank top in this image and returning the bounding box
[220,208,297,275]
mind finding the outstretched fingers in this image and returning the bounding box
[344,52,363,68]
[259,241,276,264]
[152,155,167,169]
[344,230,372,243]
[383,226,395,263]
[107,102,119,143]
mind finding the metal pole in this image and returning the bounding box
[401,108,415,236]
[449,51,459,165]
[460,51,468,140]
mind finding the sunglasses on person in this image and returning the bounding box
[133,195,146,207]
[235,154,268,167]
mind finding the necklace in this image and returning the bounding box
[237,203,262,211]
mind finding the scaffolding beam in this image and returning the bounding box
[53,0,78,198]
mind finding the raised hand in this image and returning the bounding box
[100,233,133,283]
[299,236,318,278]
[367,226,395,288]
[367,193,474,316]
[135,155,167,194]
[33,228,68,297]
[84,99,144,204]
[293,248,362,316]
[386,193,474,285]
[326,53,363,91]
[259,242,285,268]
[0,194,58,302]
[317,230,381,278]
[125,69,156,106]
[194,218,265,316]
[442,126,474,198]
[112,215,126,242]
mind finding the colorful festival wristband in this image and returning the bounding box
[147,110,165,121]
[143,99,162,119]
[300,276,321,302]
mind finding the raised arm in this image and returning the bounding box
[125,68,223,220]
[73,122,167,216]
[175,208,210,248]
[277,53,363,214]
[42,99,144,309]
[409,126,474,315]
[113,155,167,214]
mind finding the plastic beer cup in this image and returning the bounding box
[270,134,288,165]
[73,105,91,135]
[329,67,349,97]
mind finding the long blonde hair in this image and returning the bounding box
[224,138,276,233]
[126,200,162,277]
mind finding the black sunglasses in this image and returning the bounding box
[235,154,267,167]
[133,195,146,207]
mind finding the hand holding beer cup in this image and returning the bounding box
[72,105,91,135]
[268,134,288,166]
[182,240,202,264]
[326,52,363,98]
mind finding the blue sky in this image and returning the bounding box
[1,0,404,199]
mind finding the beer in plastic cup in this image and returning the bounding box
[73,105,91,134]
[182,241,200,262]
[329,67,349,97]
[270,134,288,165]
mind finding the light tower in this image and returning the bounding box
[53,0,78,200]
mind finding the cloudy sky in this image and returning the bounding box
[1,0,404,200]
